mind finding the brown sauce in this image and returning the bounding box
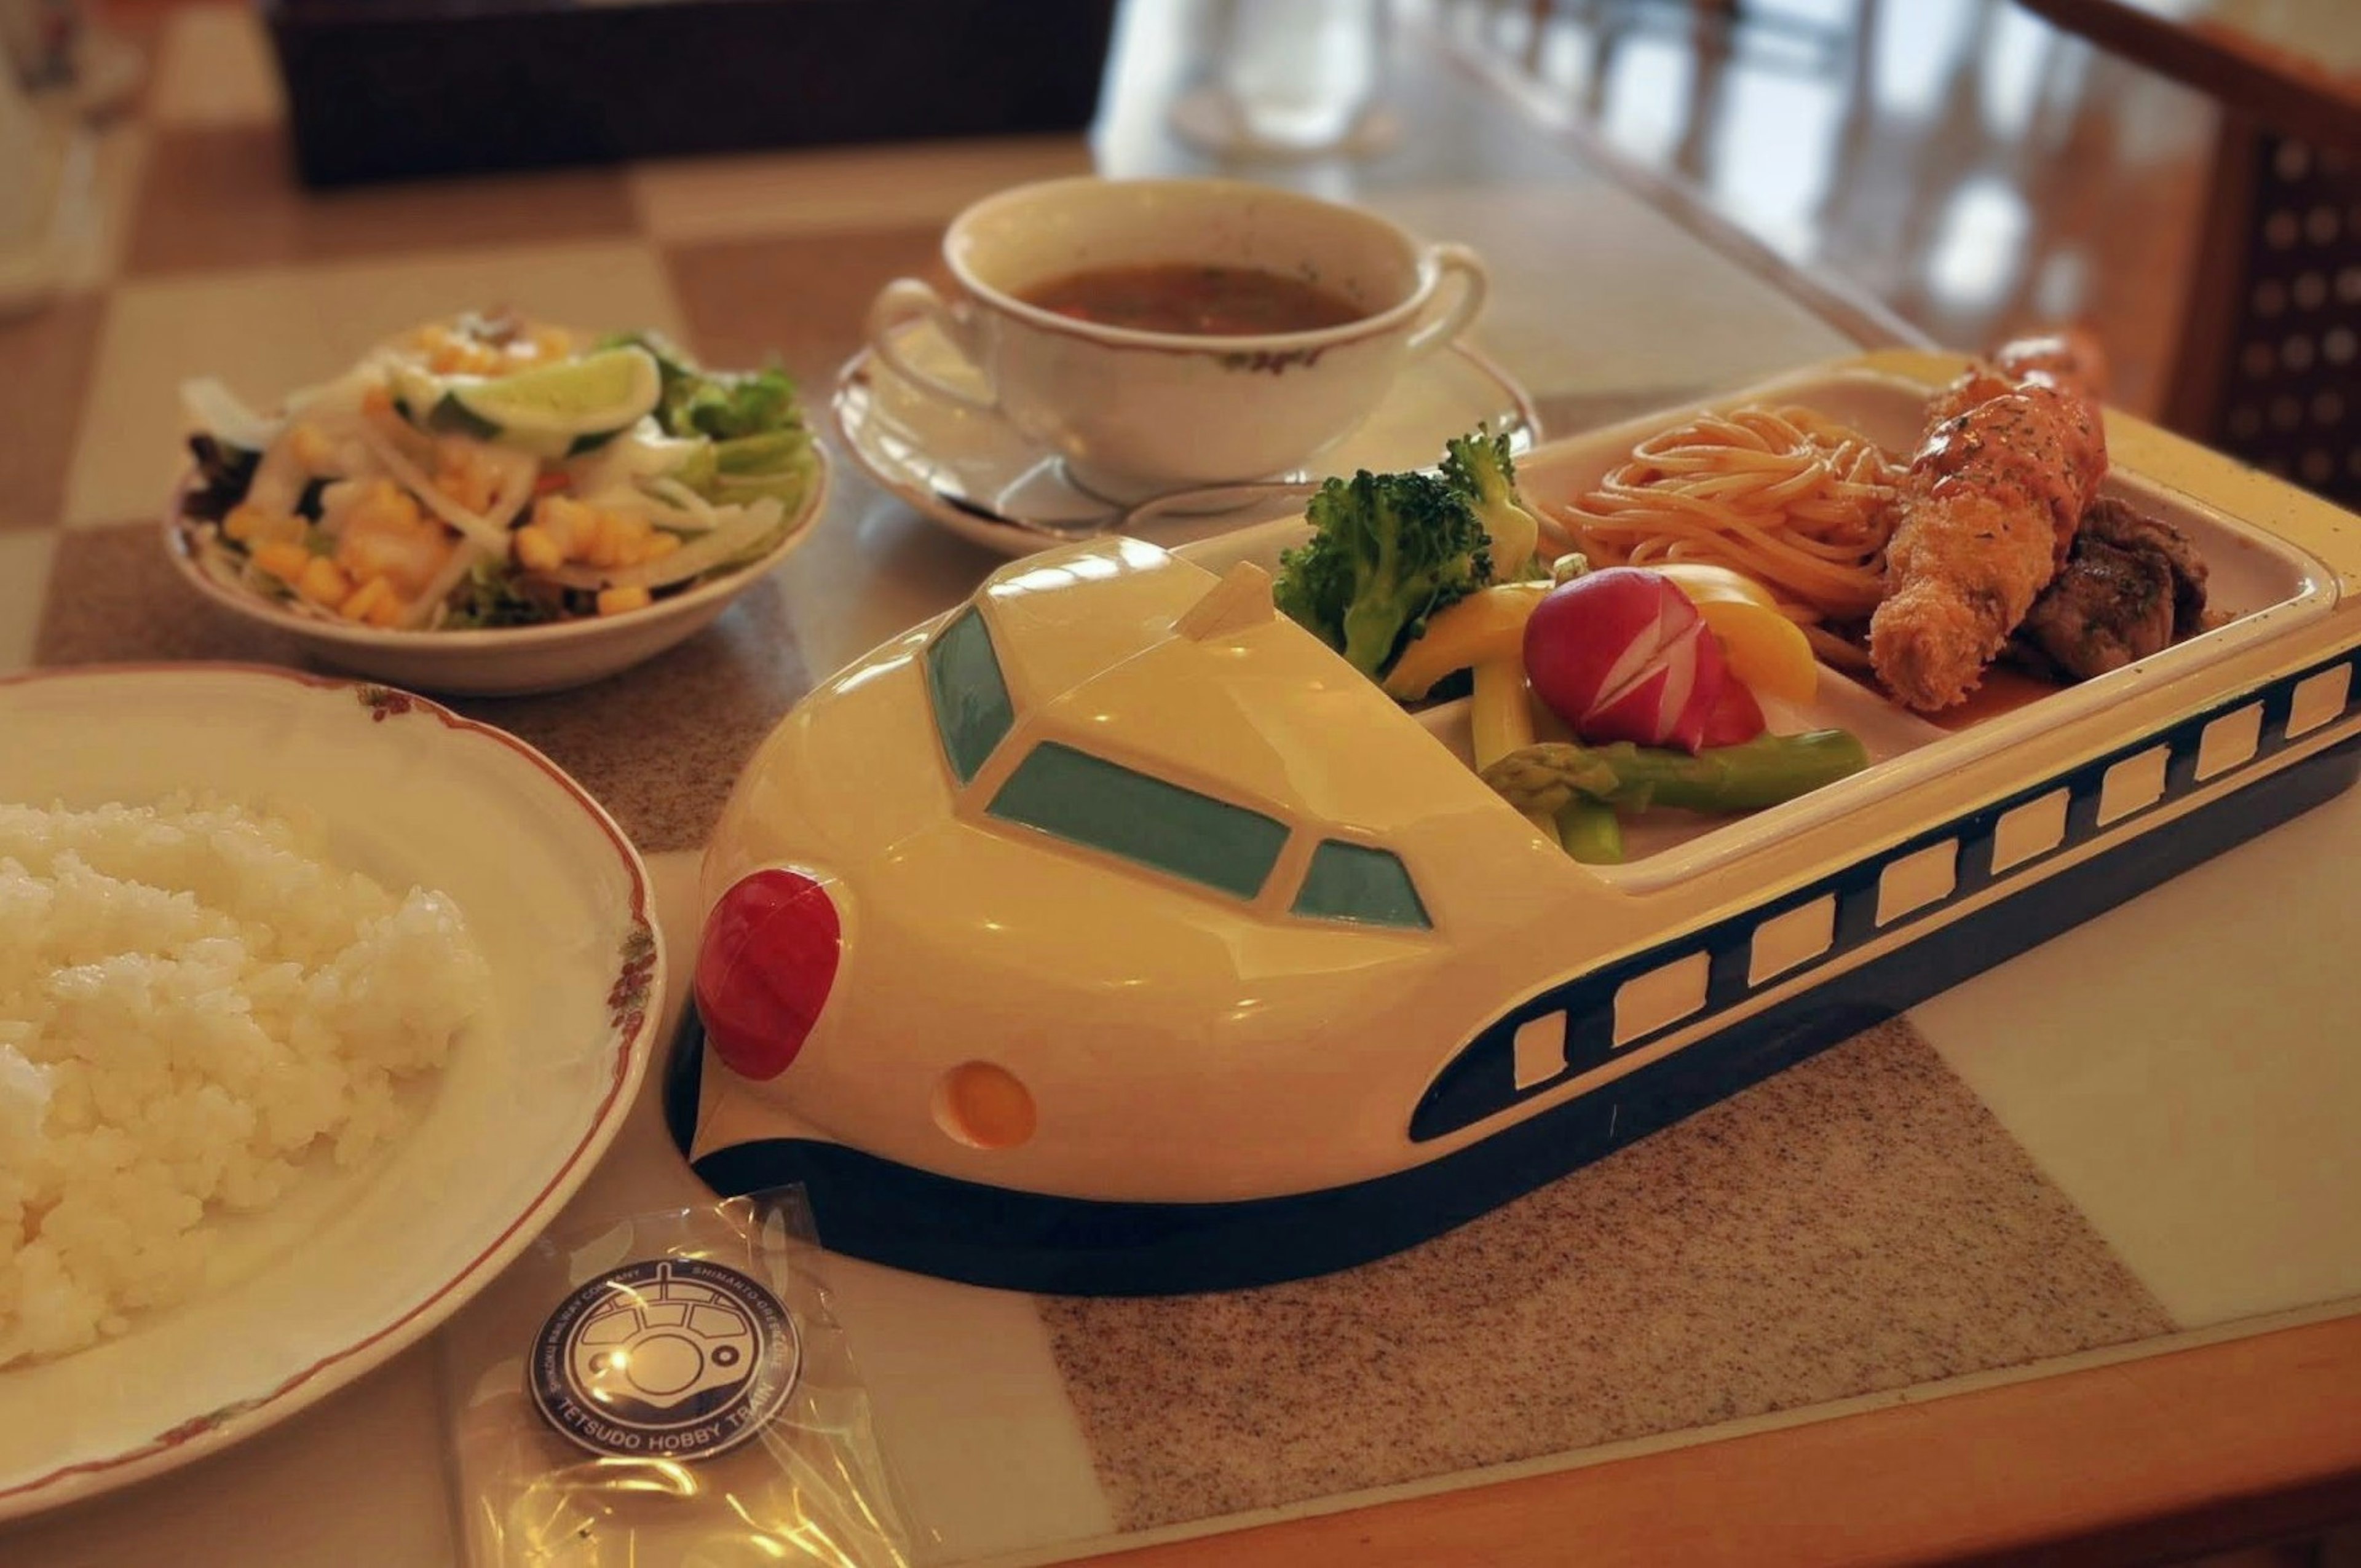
[1920,665,2060,731]
[1020,264,1364,336]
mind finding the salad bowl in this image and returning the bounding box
[164,317,829,698]
[164,444,829,698]
[663,350,2361,1295]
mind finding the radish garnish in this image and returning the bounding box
[1523,567,1733,753]
[1700,668,1767,749]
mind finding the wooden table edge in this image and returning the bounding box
[2011,0,2361,152]
[1067,1310,2361,1567]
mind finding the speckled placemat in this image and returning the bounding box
[34,520,813,853]
[1039,1018,2172,1533]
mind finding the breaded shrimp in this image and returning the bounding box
[1870,362,2108,711]
[1923,330,2109,439]
[1995,328,2111,398]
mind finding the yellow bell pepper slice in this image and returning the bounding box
[1470,659,1559,838]
[1642,562,1817,706]
[1382,581,1550,702]
[1693,598,1817,706]
[1470,658,1536,772]
[1646,561,1779,609]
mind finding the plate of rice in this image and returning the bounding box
[0,664,660,1518]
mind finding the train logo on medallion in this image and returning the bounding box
[529,1258,799,1461]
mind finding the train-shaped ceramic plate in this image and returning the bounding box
[665,349,2361,1294]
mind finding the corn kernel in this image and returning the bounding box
[513,525,565,573]
[288,424,334,472]
[252,540,311,582]
[347,479,422,538]
[432,443,500,514]
[421,323,504,377]
[596,585,652,617]
[338,497,453,595]
[591,512,649,567]
[532,495,584,554]
[297,556,353,608]
[582,514,621,569]
[365,593,405,628]
[610,510,648,556]
[525,326,573,364]
[227,503,304,546]
[339,575,394,623]
[643,532,682,562]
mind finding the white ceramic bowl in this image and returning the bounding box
[161,444,829,697]
[864,177,1489,501]
[0,664,660,1519]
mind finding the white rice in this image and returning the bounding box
[0,795,490,1367]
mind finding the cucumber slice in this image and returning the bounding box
[427,394,502,441]
[387,363,446,427]
[448,347,662,459]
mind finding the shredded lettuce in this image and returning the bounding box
[599,330,813,510]
[443,561,561,629]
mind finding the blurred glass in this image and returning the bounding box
[0,37,41,254]
[0,0,77,90]
[1171,0,1394,159]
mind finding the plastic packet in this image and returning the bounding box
[440,1188,912,1567]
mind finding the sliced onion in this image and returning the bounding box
[315,478,370,525]
[399,537,491,631]
[470,441,540,533]
[350,422,508,553]
[564,422,700,490]
[646,476,722,532]
[180,378,283,452]
[571,487,707,532]
[242,440,311,516]
[532,497,785,593]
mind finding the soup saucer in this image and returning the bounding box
[832,317,1543,557]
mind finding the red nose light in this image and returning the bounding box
[694,867,840,1082]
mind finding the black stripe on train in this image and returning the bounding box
[1409,646,2361,1144]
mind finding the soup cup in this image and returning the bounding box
[863,176,1488,502]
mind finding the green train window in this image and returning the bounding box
[1291,840,1430,929]
[925,605,1016,784]
[987,741,1289,900]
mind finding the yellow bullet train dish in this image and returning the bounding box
[666,351,2361,1293]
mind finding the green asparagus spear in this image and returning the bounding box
[1481,730,1872,821]
[1555,797,1626,864]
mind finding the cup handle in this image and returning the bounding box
[1402,243,1490,361]
[866,277,998,412]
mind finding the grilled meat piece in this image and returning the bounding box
[2009,497,2208,682]
[1870,372,2110,711]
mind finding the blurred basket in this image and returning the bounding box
[2177,130,2361,511]
[263,0,1118,187]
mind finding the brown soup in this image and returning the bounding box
[1020,264,1365,336]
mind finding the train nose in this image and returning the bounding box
[694,867,841,1081]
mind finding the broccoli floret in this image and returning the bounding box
[1441,427,1543,579]
[1274,469,1493,678]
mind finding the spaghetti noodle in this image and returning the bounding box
[1557,406,1905,664]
